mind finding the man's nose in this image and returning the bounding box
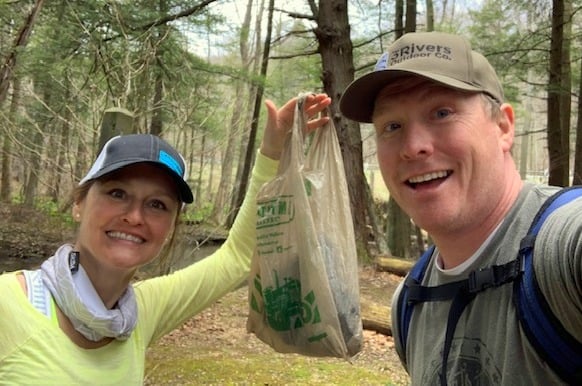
[399,121,434,160]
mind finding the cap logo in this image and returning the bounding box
[389,43,453,65]
[374,53,389,71]
[159,150,183,177]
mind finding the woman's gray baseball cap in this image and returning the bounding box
[80,134,194,203]
[340,31,504,123]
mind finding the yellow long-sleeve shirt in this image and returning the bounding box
[0,152,278,385]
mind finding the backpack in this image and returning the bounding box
[395,186,582,385]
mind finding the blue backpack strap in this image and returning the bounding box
[395,245,434,364]
[514,186,582,384]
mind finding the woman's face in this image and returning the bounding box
[73,163,180,275]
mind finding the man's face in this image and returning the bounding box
[371,81,514,238]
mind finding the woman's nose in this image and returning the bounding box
[122,203,145,225]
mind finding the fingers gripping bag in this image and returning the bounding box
[247,93,363,359]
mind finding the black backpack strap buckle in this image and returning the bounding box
[468,257,523,294]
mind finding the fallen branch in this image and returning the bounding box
[375,256,414,277]
[360,299,392,336]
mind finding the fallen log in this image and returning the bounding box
[375,256,415,277]
[360,299,392,336]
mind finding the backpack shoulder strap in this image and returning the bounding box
[394,186,582,380]
[395,245,434,365]
[514,186,582,384]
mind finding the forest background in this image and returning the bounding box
[1,0,582,263]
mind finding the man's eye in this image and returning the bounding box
[383,122,401,133]
[435,108,451,119]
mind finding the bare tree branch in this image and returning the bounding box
[103,0,219,42]
[273,7,316,21]
[0,0,45,105]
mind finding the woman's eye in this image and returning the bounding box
[149,199,168,211]
[108,189,125,199]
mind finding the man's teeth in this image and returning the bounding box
[107,231,144,243]
[408,171,448,184]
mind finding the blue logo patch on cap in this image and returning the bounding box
[159,150,183,177]
[374,52,389,71]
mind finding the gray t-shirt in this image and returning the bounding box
[391,183,582,385]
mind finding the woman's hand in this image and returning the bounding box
[260,93,332,160]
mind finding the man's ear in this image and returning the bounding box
[498,103,515,152]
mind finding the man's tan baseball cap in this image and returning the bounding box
[340,31,504,123]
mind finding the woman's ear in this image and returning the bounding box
[72,202,82,222]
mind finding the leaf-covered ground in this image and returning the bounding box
[0,202,410,385]
[144,267,409,385]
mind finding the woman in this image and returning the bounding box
[0,94,331,384]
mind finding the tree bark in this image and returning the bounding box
[547,0,568,187]
[560,0,572,184]
[574,54,582,185]
[227,0,273,227]
[0,0,45,106]
[405,0,416,33]
[315,0,371,258]
[386,197,414,259]
[1,75,20,201]
[426,0,434,31]
[212,0,255,225]
[395,0,404,38]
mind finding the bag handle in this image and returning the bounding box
[277,93,317,175]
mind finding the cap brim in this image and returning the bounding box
[340,69,485,123]
[83,160,194,204]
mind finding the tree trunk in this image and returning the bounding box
[574,54,582,185]
[24,130,44,207]
[315,0,371,258]
[405,0,417,33]
[364,181,388,257]
[149,0,169,136]
[547,0,568,187]
[395,0,404,38]
[212,0,254,225]
[227,0,273,228]
[150,71,164,136]
[212,84,243,224]
[1,75,20,201]
[0,0,45,106]
[386,198,413,259]
[560,0,572,184]
[426,0,434,31]
[196,134,206,207]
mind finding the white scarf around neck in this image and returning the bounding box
[40,244,138,341]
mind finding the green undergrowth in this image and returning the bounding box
[145,344,397,385]
[142,281,409,385]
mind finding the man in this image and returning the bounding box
[339,31,582,385]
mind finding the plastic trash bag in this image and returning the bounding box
[247,93,363,359]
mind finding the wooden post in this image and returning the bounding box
[98,107,134,151]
